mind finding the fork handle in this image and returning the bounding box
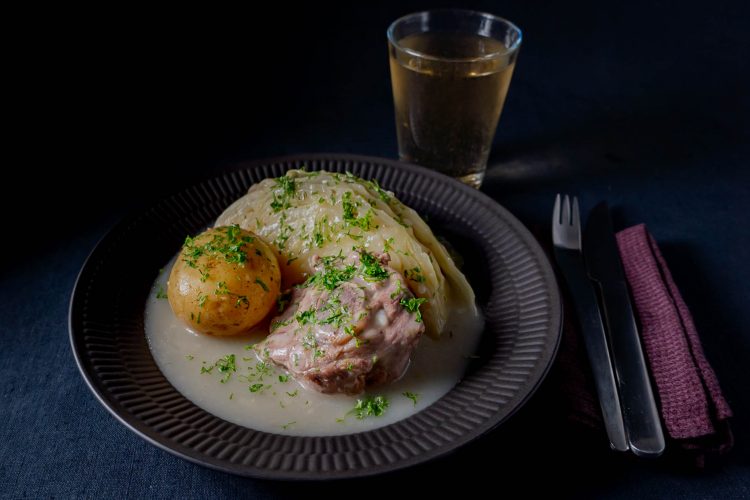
[554,250,629,452]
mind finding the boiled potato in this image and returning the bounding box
[168,225,281,335]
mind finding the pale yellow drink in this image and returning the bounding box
[388,12,522,187]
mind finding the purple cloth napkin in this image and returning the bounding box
[616,224,733,463]
[558,224,733,466]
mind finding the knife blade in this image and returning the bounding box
[584,202,666,457]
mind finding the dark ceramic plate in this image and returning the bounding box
[69,154,561,480]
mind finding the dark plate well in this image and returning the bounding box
[69,154,561,480]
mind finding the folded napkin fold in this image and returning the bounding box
[558,224,732,467]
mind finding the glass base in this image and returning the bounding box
[457,170,485,189]
[398,155,485,189]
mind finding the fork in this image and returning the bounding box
[552,194,629,452]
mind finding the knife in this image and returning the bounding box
[584,202,666,458]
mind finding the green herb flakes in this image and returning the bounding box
[255,277,269,292]
[367,178,391,203]
[404,267,426,283]
[359,251,389,281]
[181,225,250,269]
[402,391,419,406]
[400,297,428,322]
[342,191,374,231]
[215,354,237,383]
[350,395,389,419]
[296,309,316,325]
[270,174,296,212]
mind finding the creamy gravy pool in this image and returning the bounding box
[145,262,483,436]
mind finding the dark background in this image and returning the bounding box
[2,0,749,497]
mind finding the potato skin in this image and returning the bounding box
[168,226,281,335]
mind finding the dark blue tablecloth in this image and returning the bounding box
[2,1,748,497]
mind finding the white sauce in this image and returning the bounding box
[145,261,483,436]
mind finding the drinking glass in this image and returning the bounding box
[388,10,522,188]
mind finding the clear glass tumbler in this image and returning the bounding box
[388,10,522,188]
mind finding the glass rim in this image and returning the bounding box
[387,9,523,63]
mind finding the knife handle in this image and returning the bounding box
[597,281,666,457]
[555,251,629,452]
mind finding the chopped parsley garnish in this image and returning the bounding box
[181,225,250,269]
[252,361,273,381]
[313,230,325,248]
[197,294,208,308]
[400,297,428,322]
[394,214,410,228]
[274,214,293,250]
[390,280,404,300]
[156,286,168,299]
[185,355,194,361]
[255,278,269,292]
[302,332,317,350]
[295,309,316,325]
[318,294,350,328]
[342,191,375,231]
[402,391,419,405]
[286,390,298,397]
[214,354,237,383]
[350,395,389,419]
[278,374,290,383]
[281,421,296,430]
[270,318,292,331]
[359,251,389,281]
[249,383,265,393]
[404,267,426,283]
[215,281,231,295]
[199,267,210,282]
[321,305,348,328]
[304,261,356,291]
[367,178,391,203]
[270,174,296,212]
[383,237,394,253]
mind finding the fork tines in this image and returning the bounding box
[552,194,581,250]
